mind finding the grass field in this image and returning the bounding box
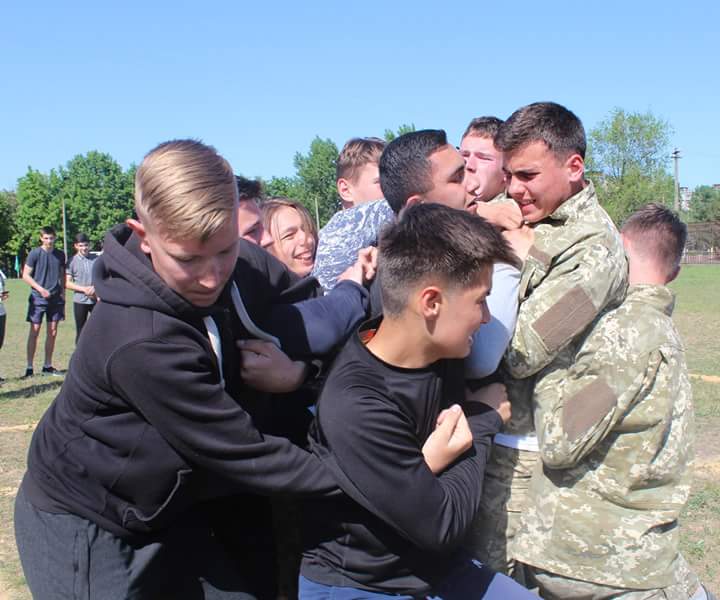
[1,266,719,598]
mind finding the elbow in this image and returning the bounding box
[540,446,580,470]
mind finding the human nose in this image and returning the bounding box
[198,260,223,289]
[480,299,491,325]
[506,175,524,199]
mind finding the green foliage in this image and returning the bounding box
[262,137,340,228]
[591,167,675,224]
[13,154,134,258]
[587,108,671,179]
[293,137,339,227]
[13,167,64,257]
[689,186,720,223]
[59,151,134,248]
[587,108,677,224]
[0,190,17,267]
[383,123,416,142]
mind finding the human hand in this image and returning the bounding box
[474,202,523,230]
[337,246,378,286]
[237,339,307,393]
[39,287,51,299]
[422,404,473,474]
[1,291,8,301]
[502,225,535,262]
[466,383,511,424]
[85,285,95,297]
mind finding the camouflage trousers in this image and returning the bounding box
[464,444,538,577]
[520,555,703,600]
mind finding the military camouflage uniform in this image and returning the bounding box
[514,284,700,598]
[465,181,628,574]
[311,199,394,290]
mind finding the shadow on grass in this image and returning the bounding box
[0,380,64,401]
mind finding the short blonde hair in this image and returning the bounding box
[135,139,237,241]
[262,197,318,249]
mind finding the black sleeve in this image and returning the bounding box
[315,380,500,552]
[108,338,340,497]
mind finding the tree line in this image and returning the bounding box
[1,112,718,274]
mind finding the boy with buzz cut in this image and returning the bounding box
[515,204,716,600]
[312,137,394,290]
[299,203,535,599]
[15,139,345,600]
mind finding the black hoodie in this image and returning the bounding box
[23,225,340,541]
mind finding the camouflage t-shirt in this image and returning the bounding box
[311,200,395,291]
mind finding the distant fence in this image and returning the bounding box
[682,251,720,265]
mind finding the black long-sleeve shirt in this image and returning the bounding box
[301,320,503,594]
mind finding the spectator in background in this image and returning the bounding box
[0,267,8,383]
[235,175,274,247]
[312,137,393,291]
[22,226,66,377]
[262,197,318,277]
[65,233,97,343]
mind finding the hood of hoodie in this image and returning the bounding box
[95,224,229,320]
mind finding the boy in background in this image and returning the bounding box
[65,232,97,342]
[312,137,393,290]
[300,203,534,599]
[22,225,66,377]
[515,204,715,600]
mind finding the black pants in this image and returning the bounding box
[73,303,94,343]
[0,313,5,349]
[14,482,265,600]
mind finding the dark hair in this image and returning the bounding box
[621,203,687,276]
[462,116,504,141]
[379,129,448,214]
[235,175,263,203]
[74,233,90,244]
[40,226,56,236]
[495,102,586,160]
[336,137,386,182]
[378,203,521,316]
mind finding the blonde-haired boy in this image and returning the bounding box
[16,139,342,599]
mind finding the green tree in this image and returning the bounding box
[383,123,416,142]
[59,151,135,248]
[587,108,676,224]
[0,190,18,271]
[689,185,720,222]
[13,167,64,257]
[293,137,339,227]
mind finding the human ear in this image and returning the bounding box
[419,286,443,319]
[566,154,585,183]
[337,178,353,203]
[126,218,151,255]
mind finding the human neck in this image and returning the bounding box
[628,262,668,286]
[365,315,437,369]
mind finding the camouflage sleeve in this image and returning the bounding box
[505,240,625,379]
[534,326,663,469]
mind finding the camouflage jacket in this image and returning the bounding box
[502,181,627,435]
[514,284,695,589]
[311,199,395,291]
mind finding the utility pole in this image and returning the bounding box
[62,196,69,260]
[671,148,682,212]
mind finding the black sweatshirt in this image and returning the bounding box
[301,320,503,595]
[24,225,343,542]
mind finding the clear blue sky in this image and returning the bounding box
[2,0,718,191]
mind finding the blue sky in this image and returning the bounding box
[2,0,718,191]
